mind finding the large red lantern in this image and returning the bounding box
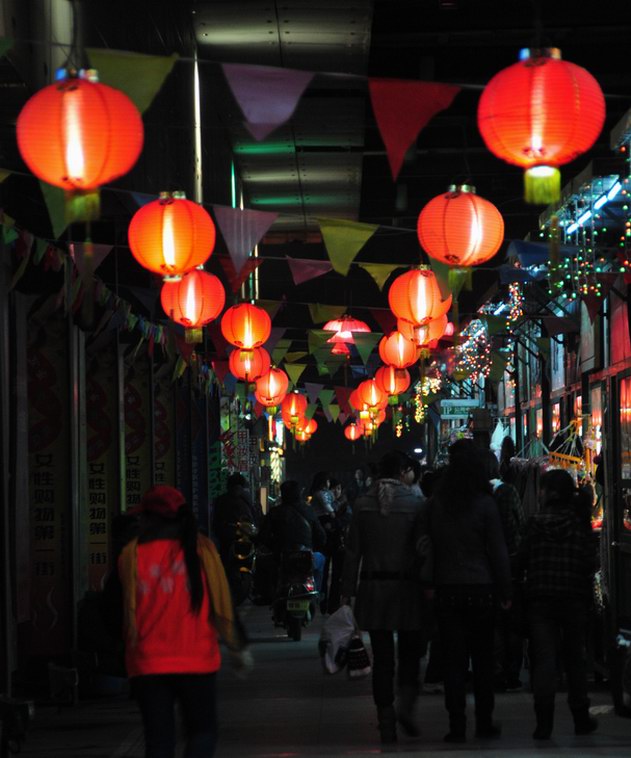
[229,347,271,383]
[378,331,418,369]
[344,422,363,441]
[417,186,504,267]
[375,366,411,399]
[16,69,143,205]
[160,270,225,342]
[221,303,272,350]
[397,314,448,347]
[349,388,367,413]
[478,48,605,204]
[255,367,289,409]
[129,192,216,277]
[357,379,388,413]
[389,267,452,325]
[299,418,318,436]
[281,392,308,427]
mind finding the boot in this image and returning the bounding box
[377,705,397,744]
[571,706,598,735]
[532,699,554,740]
[444,713,466,743]
[397,685,420,737]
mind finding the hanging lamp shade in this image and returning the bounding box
[324,315,371,342]
[228,347,271,383]
[357,379,388,411]
[344,422,363,441]
[160,270,225,342]
[255,367,289,406]
[388,267,452,325]
[378,331,418,369]
[129,192,216,277]
[331,342,351,357]
[417,185,504,267]
[281,392,308,424]
[397,314,448,347]
[375,365,411,397]
[17,69,143,199]
[221,303,272,350]
[477,48,605,204]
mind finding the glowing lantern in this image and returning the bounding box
[221,303,271,350]
[373,408,387,427]
[255,367,289,410]
[357,380,388,414]
[375,366,411,401]
[397,314,448,347]
[129,192,216,277]
[160,270,224,342]
[388,267,452,325]
[349,389,367,413]
[444,321,455,337]
[324,314,371,356]
[344,422,363,441]
[378,331,418,369]
[477,48,605,204]
[228,347,271,383]
[281,392,308,429]
[417,186,504,267]
[295,430,311,443]
[300,418,318,436]
[331,342,351,357]
[17,68,143,218]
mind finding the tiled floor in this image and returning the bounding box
[17,604,631,757]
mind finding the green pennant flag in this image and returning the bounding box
[316,363,330,377]
[307,302,346,324]
[428,258,452,300]
[235,382,247,403]
[358,262,402,290]
[2,224,18,245]
[536,337,551,361]
[272,339,292,365]
[284,351,308,363]
[0,168,12,184]
[318,218,378,276]
[40,181,69,240]
[483,315,506,335]
[308,329,331,356]
[447,268,472,298]
[285,363,307,387]
[488,351,509,383]
[354,332,383,365]
[258,299,283,319]
[0,38,13,59]
[329,404,341,422]
[305,403,318,421]
[319,388,335,407]
[325,361,344,379]
[87,48,179,114]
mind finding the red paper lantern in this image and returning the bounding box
[160,271,225,342]
[281,392,308,425]
[331,342,351,357]
[323,315,371,338]
[375,366,411,397]
[357,379,388,411]
[388,267,452,325]
[300,418,318,436]
[373,408,387,427]
[477,48,605,204]
[344,422,363,441]
[417,186,504,267]
[129,192,216,277]
[295,429,311,443]
[349,388,366,413]
[229,347,271,383]
[378,331,418,369]
[17,69,143,192]
[255,368,289,407]
[397,314,448,346]
[221,303,272,350]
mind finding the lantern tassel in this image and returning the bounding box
[185,327,203,343]
[65,189,101,224]
[524,166,561,205]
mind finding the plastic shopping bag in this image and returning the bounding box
[346,633,372,679]
[318,605,356,674]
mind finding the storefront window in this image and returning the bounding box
[536,408,543,438]
[509,416,516,442]
[552,402,561,434]
[620,376,631,480]
[590,385,602,455]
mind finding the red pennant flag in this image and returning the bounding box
[369,79,461,180]
[174,335,195,362]
[217,256,264,293]
[286,256,333,286]
[335,386,353,416]
[70,242,113,278]
[206,320,231,357]
[370,308,397,334]
[212,205,277,274]
[253,401,265,419]
[211,359,230,384]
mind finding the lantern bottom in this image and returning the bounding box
[65,188,100,223]
[185,327,203,343]
[524,166,561,205]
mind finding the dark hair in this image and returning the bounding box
[420,469,439,498]
[540,468,592,529]
[482,449,500,480]
[228,473,248,489]
[410,458,422,484]
[310,471,330,493]
[178,505,204,614]
[329,478,341,489]
[281,480,302,505]
[377,450,413,480]
[434,439,493,509]
[499,436,516,484]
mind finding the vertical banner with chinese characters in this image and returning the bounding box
[27,316,71,656]
[191,392,209,531]
[175,374,192,507]
[154,365,176,487]
[86,342,118,590]
[124,356,152,511]
[208,391,223,526]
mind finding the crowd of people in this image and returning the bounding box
[108,438,601,756]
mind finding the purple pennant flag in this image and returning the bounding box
[286,256,333,286]
[263,327,286,355]
[338,412,348,425]
[212,205,278,275]
[222,63,314,141]
[70,242,113,277]
[305,382,325,406]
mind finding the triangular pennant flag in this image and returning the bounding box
[335,386,353,416]
[369,79,461,181]
[318,218,378,276]
[319,388,335,407]
[263,328,287,355]
[305,382,325,405]
[286,256,333,286]
[285,363,307,387]
[87,48,178,113]
[328,404,341,423]
[0,168,12,183]
[325,361,344,379]
[217,256,264,293]
[305,404,318,421]
[272,339,292,365]
[354,332,383,365]
[428,258,452,300]
[0,38,13,58]
[308,329,331,355]
[285,351,308,363]
[222,63,314,141]
[322,404,333,423]
[371,308,397,335]
[258,299,283,320]
[253,401,265,419]
[308,303,347,325]
[206,320,231,357]
[123,286,160,317]
[212,205,278,274]
[40,181,68,240]
[315,361,330,377]
[71,242,113,279]
[358,262,402,290]
[338,412,348,425]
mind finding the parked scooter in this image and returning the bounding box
[225,519,258,606]
[272,550,319,641]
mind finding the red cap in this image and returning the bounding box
[130,485,186,518]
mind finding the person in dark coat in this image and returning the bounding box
[212,474,260,561]
[340,450,425,744]
[516,468,599,740]
[417,440,512,743]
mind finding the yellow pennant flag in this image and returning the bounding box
[358,263,402,290]
[318,218,378,276]
[285,363,307,387]
[308,303,346,325]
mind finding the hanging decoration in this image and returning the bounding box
[281,391,308,432]
[160,269,225,342]
[388,266,452,325]
[356,379,388,420]
[323,314,371,356]
[221,303,272,350]
[344,422,364,441]
[255,367,289,412]
[375,365,411,404]
[228,346,271,383]
[477,48,605,204]
[129,192,216,277]
[454,319,492,382]
[397,314,448,348]
[378,331,418,369]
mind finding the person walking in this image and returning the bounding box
[340,450,426,744]
[516,469,599,740]
[212,473,260,562]
[118,485,250,758]
[417,440,512,743]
